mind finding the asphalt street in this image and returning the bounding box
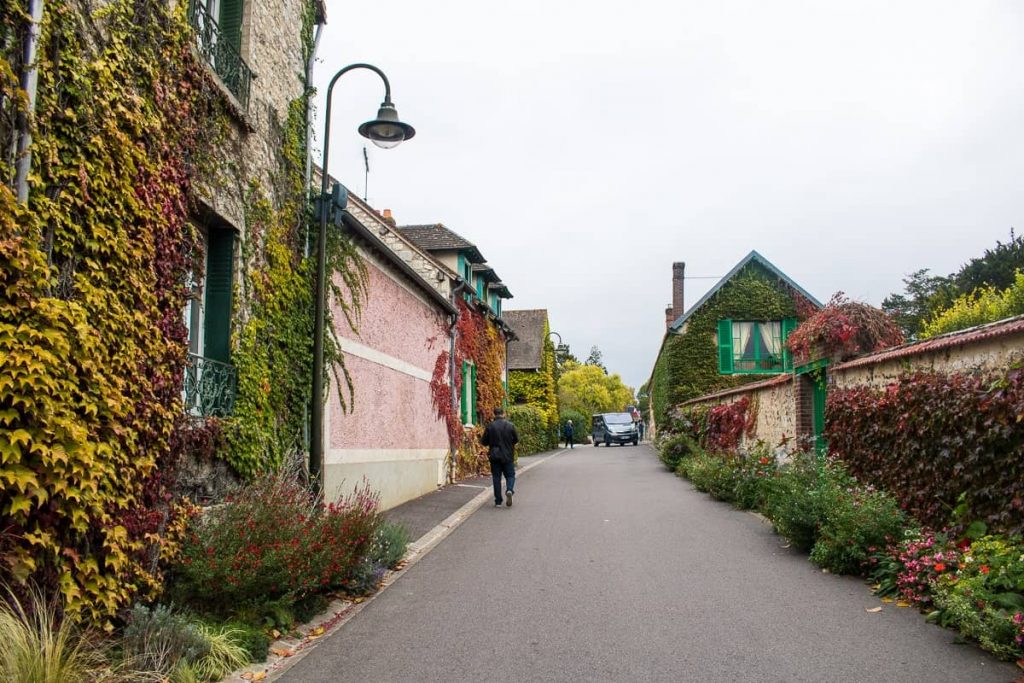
[281,445,1020,682]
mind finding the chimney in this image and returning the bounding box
[665,306,674,330]
[671,262,685,323]
[382,208,397,227]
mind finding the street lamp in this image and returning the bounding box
[311,63,415,492]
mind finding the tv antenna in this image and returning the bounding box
[362,146,369,202]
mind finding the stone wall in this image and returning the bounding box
[680,376,796,452]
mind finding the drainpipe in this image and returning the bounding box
[13,0,43,204]
[303,21,324,258]
[447,278,470,483]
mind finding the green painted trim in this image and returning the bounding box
[795,357,829,375]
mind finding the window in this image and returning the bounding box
[183,226,238,416]
[188,0,252,108]
[460,361,477,425]
[717,318,797,374]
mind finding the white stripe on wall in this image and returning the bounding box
[339,337,434,382]
[326,447,448,465]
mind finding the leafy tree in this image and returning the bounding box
[922,271,1024,338]
[882,269,953,339]
[557,364,634,417]
[637,380,650,416]
[883,231,1024,339]
[953,229,1024,294]
[585,345,607,373]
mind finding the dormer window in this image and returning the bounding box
[717,319,797,374]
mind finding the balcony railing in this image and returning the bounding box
[187,1,252,110]
[184,353,237,417]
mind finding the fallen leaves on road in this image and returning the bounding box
[880,597,894,603]
[271,648,295,658]
[240,672,267,681]
[307,626,325,638]
[1017,658,1024,670]
[895,600,911,608]
[865,607,883,613]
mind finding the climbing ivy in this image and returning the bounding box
[0,0,227,624]
[650,264,813,430]
[507,318,557,447]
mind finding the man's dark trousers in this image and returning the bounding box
[490,457,515,505]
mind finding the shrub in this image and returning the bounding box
[507,405,548,456]
[827,366,1024,535]
[373,521,411,570]
[221,622,269,664]
[809,463,906,575]
[930,535,1024,661]
[762,453,824,552]
[657,432,699,471]
[121,604,211,676]
[169,473,382,614]
[186,623,249,682]
[922,270,1024,338]
[731,445,778,511]
[891,531,958,607]
[680,452,738,502]
[560,409,590,445]
[0,585,127,683]
[786,292,904,362]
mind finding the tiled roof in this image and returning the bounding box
[670,250,823,331]
[397,224,485,263]
[833,314,1024,371]
[504,309,548,370]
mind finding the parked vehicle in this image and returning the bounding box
[591,412,639,446]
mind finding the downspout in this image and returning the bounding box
[301,20,323,455]
[448,278,470,483]
[303,21,324,258]
[13,0,44,204]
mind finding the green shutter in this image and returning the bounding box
[203,229,235,363]
[470,365,478,424]
[218,0,243,51]
[460,361,469,424]
[781,317,797,371]
[717,319,733,374]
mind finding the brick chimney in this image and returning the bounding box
[381,208,397,227]
[671,261,686,323]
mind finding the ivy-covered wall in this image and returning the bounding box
[0,0,358,625]
[507,318,558,448]
[650,263,812,431]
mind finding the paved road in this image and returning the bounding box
[282,445,1020,682]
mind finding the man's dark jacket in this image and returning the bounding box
[481,417,519,464]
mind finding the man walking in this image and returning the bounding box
[563,419,575,449]
[481,407,519,507]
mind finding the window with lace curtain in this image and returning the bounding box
[716,318,797,374]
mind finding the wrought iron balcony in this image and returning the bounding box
[184,353,237,417]
[187,1,252,110]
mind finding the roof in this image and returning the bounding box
[398,224,485,263]
[504,309,549,370]
[832,314,1024,371]
[670,250,823,331]
[679,374,792,406]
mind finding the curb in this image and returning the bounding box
[228,448,568,682]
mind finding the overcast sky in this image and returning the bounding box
[312,1,1024,390]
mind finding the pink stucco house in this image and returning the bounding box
[322,190,514,509]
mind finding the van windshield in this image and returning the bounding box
[604,413,633,424]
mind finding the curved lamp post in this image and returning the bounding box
[311,64,415,492]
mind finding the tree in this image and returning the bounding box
[585,345,607,373]
[636,380,650,416]
[953,229,1024,294]
[557,364,634,418]
[881,269,953,339]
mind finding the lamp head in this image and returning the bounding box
[359,101,415,149]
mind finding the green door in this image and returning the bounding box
[811,369,827,457]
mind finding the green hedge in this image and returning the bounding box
[508,405,548,456]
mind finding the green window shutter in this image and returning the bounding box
[717,319,733,374]
[203,229,235,363]
[218,0,243,51]
[781,317,797,371]
[460,362,469,424]
[471,365,478,424]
